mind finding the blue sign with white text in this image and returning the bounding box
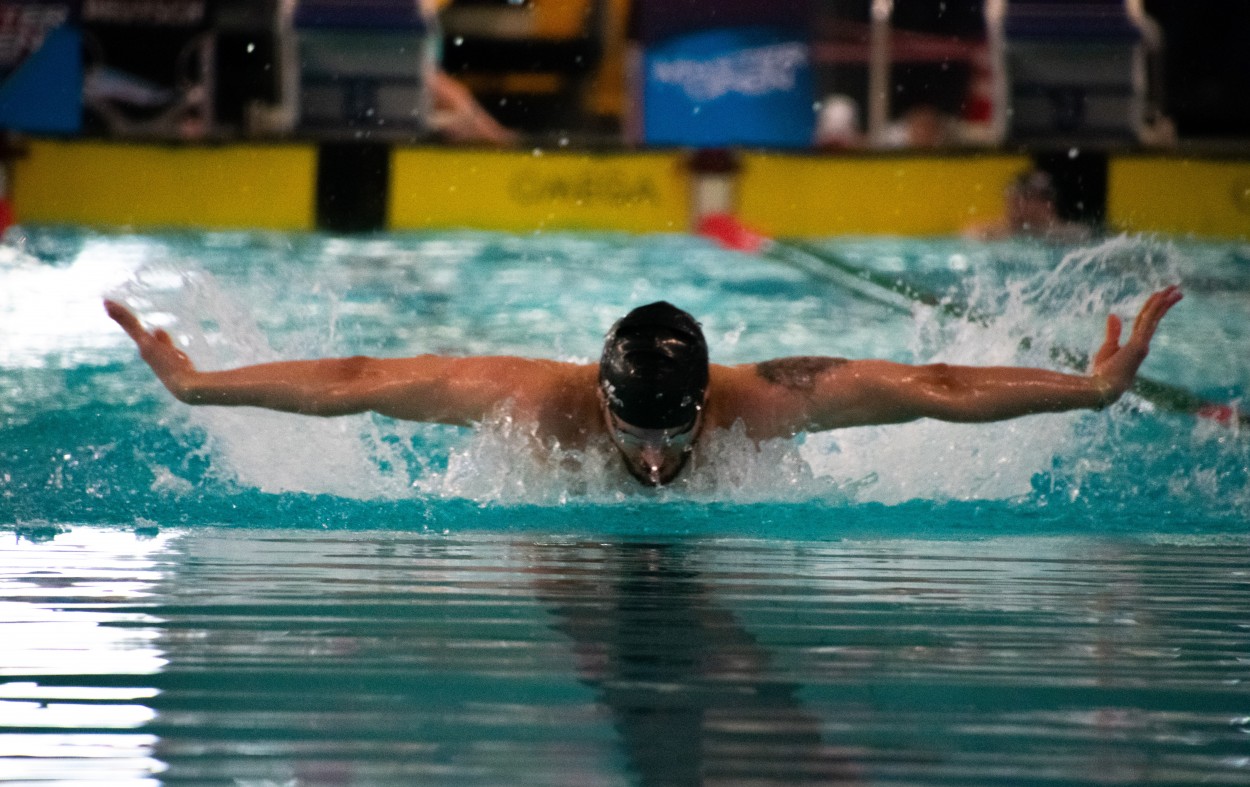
[642,26,814,149]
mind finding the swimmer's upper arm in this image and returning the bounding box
[731,356,892,436]
[755,357,933,432]
[315,355,575,424]
[175,354,576,425]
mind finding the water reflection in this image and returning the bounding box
[534,541,863,785]
[136,529,626,785]
[122,531,864,784]
[0,527,174,783]
[4,528,1248,785]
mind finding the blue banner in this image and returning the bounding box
[0,2,81,134]
[642,26,814,149]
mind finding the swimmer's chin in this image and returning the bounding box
[621,454,692,488]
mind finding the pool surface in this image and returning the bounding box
[2,228,1248,784]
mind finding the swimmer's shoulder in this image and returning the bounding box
[713,358,854,393]
[464,357,595,402]
[707,362,814,438]
[709,359,862,438]
[514,361,602,443]
[963,219,1011,241]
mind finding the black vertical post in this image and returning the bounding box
[1034,149,1109,229]
[316,142,390,233]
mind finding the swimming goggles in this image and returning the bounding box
[607,411,701,454]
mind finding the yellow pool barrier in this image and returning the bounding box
[736,152,1031,237]
[388,147,690,233]
[1107,156,1250,239]
[8,137,1250,239]
[11,139,318,231]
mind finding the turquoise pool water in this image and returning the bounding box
[2,228,1248,784]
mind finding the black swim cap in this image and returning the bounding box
[599,301,709,429]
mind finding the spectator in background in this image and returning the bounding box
[883,103,958,149]
[430,69,518,146]
[814,94,864,150]
[965,169,1092,243]
[424,0,517,146]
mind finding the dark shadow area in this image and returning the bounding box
[534,541,863,785]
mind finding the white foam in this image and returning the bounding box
[1,236,153,367]
[114,265,416,499]
[799,236,1188,505]
[416,417,836,504]
[113,235,1222,506]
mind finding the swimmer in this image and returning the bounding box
[105,288,1181,487]
[966,169,1092,243]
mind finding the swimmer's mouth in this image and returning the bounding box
[621,450,693,487]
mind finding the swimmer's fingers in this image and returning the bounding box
[1090,286,1182,400]
[1092,286,1181,368]
[104,299,151,345]
[104,299,195,378]
[1093,313,1123,370]
[1127,285,1183,348]
[105,299,177,352]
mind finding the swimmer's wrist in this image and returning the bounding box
[1089,375,1117,409]
[165,376,194,403]
[163,370,202,403]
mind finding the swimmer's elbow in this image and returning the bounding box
[165,371,215,406]
[301,356,377,416]
[908,364,986,421]
[288,389,375,417]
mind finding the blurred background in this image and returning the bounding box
[4,0,1247,149]
[1,0,1247,235]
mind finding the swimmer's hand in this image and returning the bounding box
[1089,285,1183,405]
[105,299,198,400]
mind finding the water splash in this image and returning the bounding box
[414,417,834,505]
[110,264,416,500]
[0,234,152,367]
[86,233,1248,517]
[801,236,1200,506]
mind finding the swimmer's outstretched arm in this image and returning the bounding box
[104,300,568,425]
[788,286,1183,430]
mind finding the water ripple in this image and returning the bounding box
[1,528,1247,785]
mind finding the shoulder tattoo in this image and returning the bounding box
[754,356,848,392]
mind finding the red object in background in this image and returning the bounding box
[0,198,12,235]
[1197,403,1241,427]
[962,46,994,124]
[696,212,770,254]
